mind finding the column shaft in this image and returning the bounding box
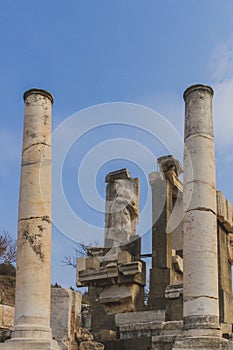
[13,89,53,339]
[149,172,172,310]
[183,84,219,333]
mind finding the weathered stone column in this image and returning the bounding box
[148,171,172,311]
[1,89,58,349]
[182,84,220,336]
[148,156,183,313]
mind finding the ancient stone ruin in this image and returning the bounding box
[77,169,145,317]
[1,84,233,349]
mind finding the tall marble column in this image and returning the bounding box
[182,84,220,336]
[1,89,58,349]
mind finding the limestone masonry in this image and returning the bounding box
[1,84,233,349]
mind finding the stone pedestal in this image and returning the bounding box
[173,336,229,350]
[0,89,59,350]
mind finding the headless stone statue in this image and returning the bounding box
[104,169,139,248]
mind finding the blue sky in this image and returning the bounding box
[1,1,233,287]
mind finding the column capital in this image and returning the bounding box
[183,84,214,101]
[23,88,54,104]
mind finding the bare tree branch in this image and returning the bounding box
[0,228,17,264]
[63,241,99,268]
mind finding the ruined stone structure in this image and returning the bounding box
[76,85,233,349]
[51,288,82,350]
[148,155,183,319]
[217,191,233,328]
[76,169,145,339]
[0,305,14,342]
[50,287,104,350]
[1,83,233,350]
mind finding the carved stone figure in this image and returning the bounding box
[104,170,139,247]
[106,180,136,245]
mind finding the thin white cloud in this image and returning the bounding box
[208,39,233,203]
[213,78,233,150]
[210,41,233,82]
[208,39,233,152]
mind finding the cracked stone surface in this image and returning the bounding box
[7,89,59,349]
[182,84,219,333]
[104,169,139,248]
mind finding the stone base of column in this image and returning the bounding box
[10,324,53,340]
[173,336,230,349]
[0,338,59,350]
[182,315,220,331]
[0,326,59,350]
[182,328,221,337]
[152,335,177,350]
[152,335,232,350]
